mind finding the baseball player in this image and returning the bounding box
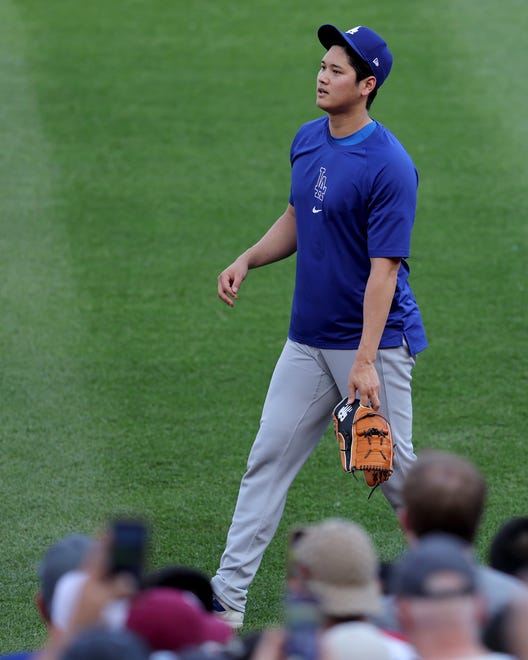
[213,23,427,628]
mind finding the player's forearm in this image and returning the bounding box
[243,204,297,269]
[356,258,401,363]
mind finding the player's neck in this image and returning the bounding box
[327,109,372,139]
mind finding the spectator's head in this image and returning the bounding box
[37,533,95,625]
[59,626,149,660]
[391,533,477,599]
[489,517,528,583]
[141,566,214,611]
[392,533,484,651]
[400,450,486,544]
[289,518,381,621]
[125,588,232,652]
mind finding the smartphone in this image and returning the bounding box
[107,518,148,581]
[284,589,320,660]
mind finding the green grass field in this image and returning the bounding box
[0,0,526,652]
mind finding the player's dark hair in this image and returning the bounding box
[344,46,378,110]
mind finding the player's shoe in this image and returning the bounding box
[212,595,245,630]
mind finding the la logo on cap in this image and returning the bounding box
[346,26,361,35]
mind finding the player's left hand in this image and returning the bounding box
[348,358,380,410]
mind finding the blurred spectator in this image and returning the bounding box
[489,517,528,584]
[392,533,515,660]
[5,521,238,660]
[37,534,95,629]
[0,533,95,660]
[376,450,528,635]
[399,449,487,544]
[37,540,137,660]
[50,565,233,656]
[51,571,248,660]
[125,587,233,653]
[289,518,418,660]
[141,566,214,611]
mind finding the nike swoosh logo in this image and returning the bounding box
[312,206,323,214]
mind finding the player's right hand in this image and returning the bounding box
[217,257,249,307]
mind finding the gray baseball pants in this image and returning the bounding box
[211,338,417,612]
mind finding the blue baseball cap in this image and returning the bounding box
[318,24,393,88]
[390,534,478,599]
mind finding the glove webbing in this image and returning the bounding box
[354,412,390,466]
[354,412,393,498]
[357,427,390,467]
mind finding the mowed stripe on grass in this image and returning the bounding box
[0,0,112,648]
[0,1,183,648]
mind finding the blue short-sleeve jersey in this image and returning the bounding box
[287,117,427,355]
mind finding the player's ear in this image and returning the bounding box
[361,75,377,96]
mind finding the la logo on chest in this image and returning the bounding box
[312,167,327,214]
